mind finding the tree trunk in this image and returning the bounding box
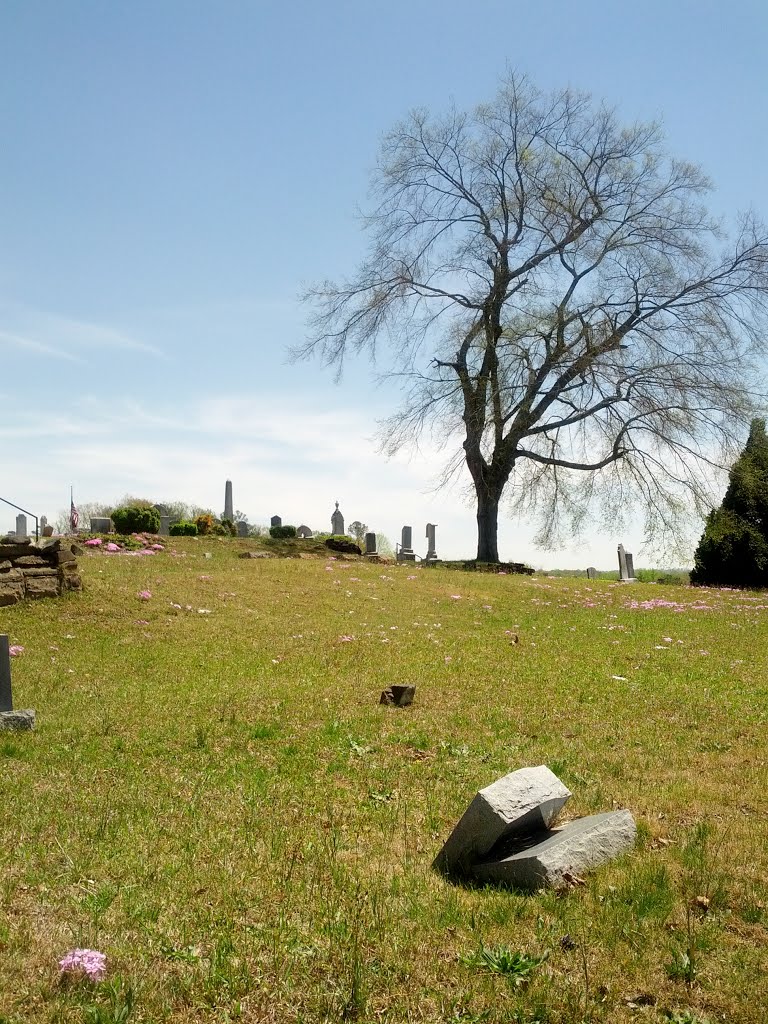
[476,490,500,562]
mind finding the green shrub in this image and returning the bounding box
[169,520,198,536]
[691,419,768,587]
[269,525,297,539]
[220,517,237,537]
[111,505,161,535]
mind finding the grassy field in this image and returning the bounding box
[1,538,766,1024]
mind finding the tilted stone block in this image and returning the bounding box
[471,810,637,890]
[433,765,572,876]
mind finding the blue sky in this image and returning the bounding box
[2,1,766,564]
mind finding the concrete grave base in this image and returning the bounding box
[0,708,36,731]
[472,810,637,890]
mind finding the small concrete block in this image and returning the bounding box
[433,765,572,876]
[471,810,637,890]
[0,708,35,731]
[380,684,415,707]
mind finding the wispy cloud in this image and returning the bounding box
[0,329,84,362]
[0,303,167,361]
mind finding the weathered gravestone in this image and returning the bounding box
[433,765,636,887]
[331,502,344,536]
[398,525,415,561]
[270,515,282,528]
[617,544,629,580]
[472,810,637,890]
[90,517,112,534]
[625,552,635,579]
[15,515,27,541]
[433,765,571,877]
[586,566,597,580]
[0,635,35,731]
[297,525,313,539]
[158,516,171,536]
[364,532,378,555]
[236,521,249,538]
[425,523,438,561]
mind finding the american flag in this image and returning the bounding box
[70,494,79,532]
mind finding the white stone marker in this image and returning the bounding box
[432,765,572,876]
[472,810,637,890]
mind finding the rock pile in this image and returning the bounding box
[0,536,83,606]
[433,765,636,889]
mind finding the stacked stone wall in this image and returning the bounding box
[0,537,83,606]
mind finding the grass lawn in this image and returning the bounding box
[1,538,766,1024]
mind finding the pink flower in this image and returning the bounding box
[151,544,164,550]
[59,948,107,981]
[138,590,152,600]
[105,543,120,552]
[9,644,24,656]
[84,538,102,547]
[450,594,462,600]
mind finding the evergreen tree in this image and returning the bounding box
[691,419,768,586]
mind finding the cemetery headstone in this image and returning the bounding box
[586,566,597,580]
[331,502,344,535]
[224,480,234,522]
[15,515,27,540]
[625,552,635,579]
[0,635,11,713]
[270,515,282,528]
[617,543,629,580]
[0,634,36,731]
[398,525,415,561]
[425,523,438,561]
[90,517,112,534]
[364,532,378,555]
[297,525,313,539]
[433,765,635,887]
[433,765,572,876]
[236,520,249,538]
[158,515,171,536]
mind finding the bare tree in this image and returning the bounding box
[298,73,768,561]
[348,520,368,543]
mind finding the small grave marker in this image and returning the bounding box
[0,635,35,731]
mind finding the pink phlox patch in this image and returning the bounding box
[59,948,107,981]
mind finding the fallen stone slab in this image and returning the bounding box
[472,810,636,890]
[380,684,415,707]
[0,709,35,731]
[433,765,572,877]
